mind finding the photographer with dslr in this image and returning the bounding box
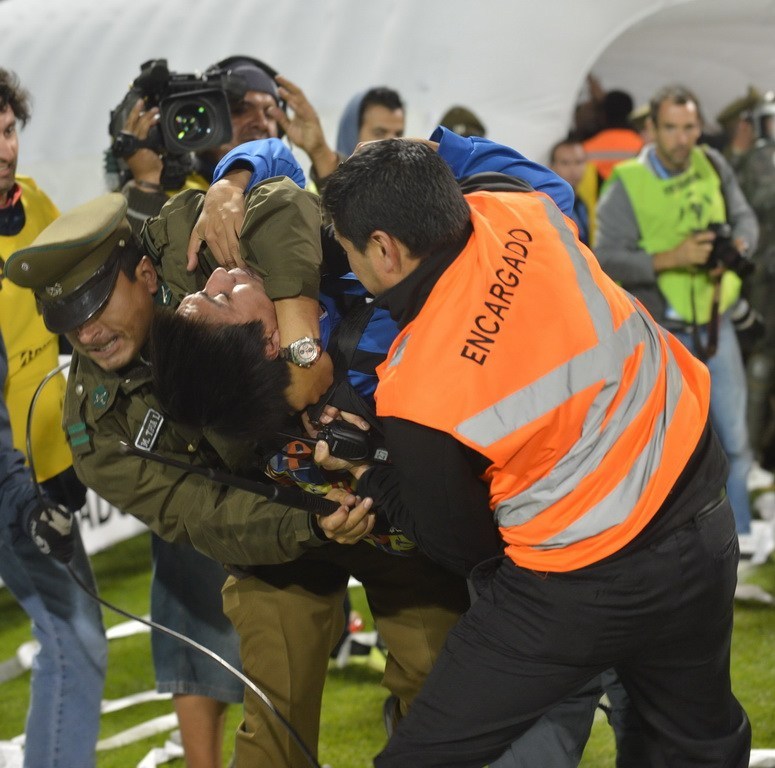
[596,85,762,553]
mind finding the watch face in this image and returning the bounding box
[294,338,319,365]
[283,337,321,366]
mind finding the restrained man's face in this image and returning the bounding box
[176,267,280,357]
[66,257,158,372]
[652,100,702,173]
[0,106,20,203]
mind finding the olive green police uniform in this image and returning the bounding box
[716,87,761,174]
[6,189,469,768]
[736,139,775,460]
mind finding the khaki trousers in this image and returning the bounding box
[222,542,469,768]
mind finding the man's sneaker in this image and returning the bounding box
[330,630,385,670]
[748,462,775,492]
[754,491,775,521]
[738,520,775,566]
[735,582,775,604]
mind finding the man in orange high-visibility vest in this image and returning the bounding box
[318,135,750,768]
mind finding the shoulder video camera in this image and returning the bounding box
[109,58,234,157]
[108,58,235,189]
[704,222,755,278]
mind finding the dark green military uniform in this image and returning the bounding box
[6,186,469,768]
[716,86,761,174]
[736,140,775,460]
[62,181,325,563]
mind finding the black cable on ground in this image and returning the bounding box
[28,362,323,768]
[66,563,322,768]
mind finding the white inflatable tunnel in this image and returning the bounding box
[2,0,775,210]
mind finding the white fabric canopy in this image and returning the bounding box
[592,0,775,132]
[1,0,772,209]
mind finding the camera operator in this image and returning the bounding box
[111,55,284,235]
[596,85,763,558]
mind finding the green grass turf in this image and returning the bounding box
[1,533,774,767]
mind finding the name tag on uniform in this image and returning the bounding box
[135,408,164,451]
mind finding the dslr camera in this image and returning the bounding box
[108,59,234,188]
[704,222,755,278]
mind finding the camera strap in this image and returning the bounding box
[690,275,720,361]
[308,298,384,433]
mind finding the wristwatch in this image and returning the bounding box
[278,337,323,368]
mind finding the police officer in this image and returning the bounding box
[736,94,775,469]
[716,86,761,172]
[4,174,469,768]
[109,56,303,765]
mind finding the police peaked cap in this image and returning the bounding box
[5,193,134,333]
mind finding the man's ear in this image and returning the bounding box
[137,255,159,294]
[369,230,414,276]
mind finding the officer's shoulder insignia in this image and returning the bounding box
[92,385,110,410]
[66,421,93,455]
[135,407,164,451]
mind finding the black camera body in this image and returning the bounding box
[705,222,755,278]
[318,421,390,464]
[109,59,234,188]
[280,421,390,464]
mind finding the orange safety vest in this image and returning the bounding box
[583,128,644,181]
[375,190,711,572]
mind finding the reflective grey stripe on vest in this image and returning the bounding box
[586,149,638,162]
[537,340,683,550]
[454,197,683,544]
[387,334,410,369]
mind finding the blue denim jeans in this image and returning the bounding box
[673,314,754,533]
[489,675,601,767]
[150,534,243,702]
[0,525,107,768]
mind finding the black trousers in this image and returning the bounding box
[376,494,751,768]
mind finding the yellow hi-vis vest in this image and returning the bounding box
[611,147,739,324]
[375,189,711,572]
[0,177,72,482]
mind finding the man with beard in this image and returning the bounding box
[595,84,760,555]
